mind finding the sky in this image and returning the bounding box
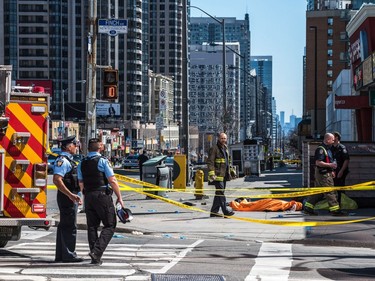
[190,0,306,120]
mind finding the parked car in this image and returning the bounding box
[122,155,139,169]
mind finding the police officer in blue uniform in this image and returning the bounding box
[53,136,83,263]
[78,138,124,265]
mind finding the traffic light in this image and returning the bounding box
[103,69,118,100]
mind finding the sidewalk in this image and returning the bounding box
[73,165,375,247]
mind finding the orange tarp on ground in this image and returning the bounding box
[229,199,303,212]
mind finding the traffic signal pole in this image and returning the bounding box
[85,0,97,155]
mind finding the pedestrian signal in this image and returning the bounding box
[103,69,118,100]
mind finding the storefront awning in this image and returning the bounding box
[334,95,369,109]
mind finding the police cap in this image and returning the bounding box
[60,135,78,148]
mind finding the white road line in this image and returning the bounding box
[22,267,137,276]
[245,242,293,281]
[2,240,204,277]
[156,239,204,274]
[20,230,53,240]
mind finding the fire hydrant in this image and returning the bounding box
[194,169,204,199]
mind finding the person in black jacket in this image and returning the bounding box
[138,150,149,181]
[331,131,350,187]
[53,136,83,263]
[78,138,124,265]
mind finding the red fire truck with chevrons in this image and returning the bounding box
[0,65,53,247]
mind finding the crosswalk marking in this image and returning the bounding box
[1,240,204,280]
[245,242,293,281]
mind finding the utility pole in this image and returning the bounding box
[85,0,97,154]
[182,0,190,183]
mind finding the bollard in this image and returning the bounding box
[194,169,204,199]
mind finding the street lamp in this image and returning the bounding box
[310,25,318,139]
[189,5,227,133]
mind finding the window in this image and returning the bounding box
[327,39,333,46]
[327,60,333,67]
[327,70,333,78]
[328,29,333,36]
[328,49,333,57]
[327,18,333,26]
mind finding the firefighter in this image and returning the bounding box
[303,133,346,216]
[207,132,235,218]
[78,138,124,265]
[53,135,83,263]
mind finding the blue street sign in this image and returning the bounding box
[98,19,128,36]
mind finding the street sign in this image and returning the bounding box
[98,19,128,36]
[156,116,164,130]
[159,90,167,111]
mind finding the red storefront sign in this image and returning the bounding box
[334,95,369,109]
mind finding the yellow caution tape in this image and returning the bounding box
[49,174,375,227]
[117,181,375,227]
[115,174,375,199]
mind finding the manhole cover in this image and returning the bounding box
[151,274,225,281]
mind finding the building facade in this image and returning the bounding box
[250,56,274,147]
[305,8,351,138]
[346,4,375,141]
[189,43,240,153]
[189,15,251,142]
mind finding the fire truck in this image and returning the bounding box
[0,65,53,247]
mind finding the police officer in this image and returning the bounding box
[77,138,124,265]
[303,133,345,216]
[53,135,83,263]
[331,131,350,187]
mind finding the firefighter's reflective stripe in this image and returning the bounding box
[215,176,224,182]
[215,158,225,164]
[2,101,48,219]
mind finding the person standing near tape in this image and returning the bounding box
[77,138,124,265]
[138,150,149,181]
[53,136,83,263]
[331,131,350,187]
[207,132,235,218]
[303,133,346,216]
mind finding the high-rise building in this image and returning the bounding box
[251,56,272,96]
[251,56,273,142]
[280,111,285,127]
[303,0,375,139]
[305,6,351,138]
[149,0,184,123]
[189,43,240,148]
[0,1,87,120]
[189,15,251,141]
